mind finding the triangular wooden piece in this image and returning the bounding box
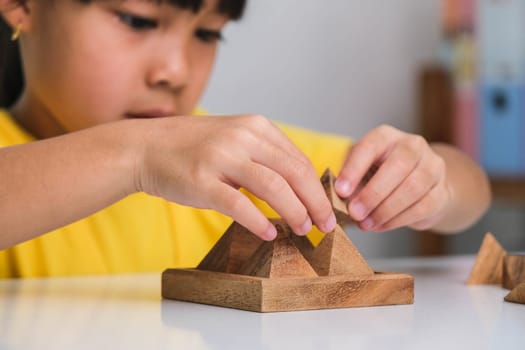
[311,225,373,276]
[503,255,525,290]
[504,281,525,305]
[292,224,373,276]
[321,168,353,225]
[239,220,317,278]
[467,232,507,285]
[198,221,263,274]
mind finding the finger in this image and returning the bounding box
[335,125,402,198]
[210,184,278,241]
[359,157,440,230]
[371,183,447,232]
[226,163,313,236]
[351,143,438,229]
[230,115,306,164]
[250,139,336,233]
[243,115,307,161]
[372,152,445,229]
[347,138,423,221]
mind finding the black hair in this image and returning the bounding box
[0,0,246,108]
[76,0,246,20]
[0,18,23,108]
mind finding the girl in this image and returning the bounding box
[0,0,490,278]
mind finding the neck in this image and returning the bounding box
[10,90,66,139]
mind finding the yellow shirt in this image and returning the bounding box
[0,110,351,278]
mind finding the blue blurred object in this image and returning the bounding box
[480,82,525,176]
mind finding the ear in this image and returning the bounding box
[1,0,32,35]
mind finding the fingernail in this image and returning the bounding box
[350,201,367,220]
[335,178,351,196]
[298,217,312,236]
[361,217,374,230]
[265,225,277,240]
[322,212,337,232]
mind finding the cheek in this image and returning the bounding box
[31,37,136,130]
[25,8,142,130]
[41,57,131,130]
[65,60,131,120]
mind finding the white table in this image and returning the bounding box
[0,256,523,350]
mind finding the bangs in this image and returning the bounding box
[78,0,246,20]
[0,1,246,18]
[166,0,245,20]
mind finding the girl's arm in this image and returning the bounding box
[0,115,338,249]
[424,143,491,233]
[1,120,136,249]
[335,125,491,233]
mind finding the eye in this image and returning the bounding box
[116,11,158,31]
[195,29,223,43]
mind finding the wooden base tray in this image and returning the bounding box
[162,269,414,313]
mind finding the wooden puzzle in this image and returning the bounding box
[467,232,525,305]
[320,169,354,225]
[502,255,525,290]
[504,281,525,305]
[466,232,506,285]
[162,169,414,312]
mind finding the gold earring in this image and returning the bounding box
[11,23,22,41]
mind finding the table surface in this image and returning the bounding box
[0,256,523,350]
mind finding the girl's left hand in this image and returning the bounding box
[334,125,451,232]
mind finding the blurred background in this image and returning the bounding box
[201,0,525,257]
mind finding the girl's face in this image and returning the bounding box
[16,0,229,136]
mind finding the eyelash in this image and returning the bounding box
[117,12,157,30]
[195,29,224,43]
[116,12,224,43]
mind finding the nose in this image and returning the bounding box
[146,41,190,92]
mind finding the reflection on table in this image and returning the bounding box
[0,256,524,350]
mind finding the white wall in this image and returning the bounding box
[201,0,442,257]
[202,0,441,138]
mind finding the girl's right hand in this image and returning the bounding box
[133,114,337,240]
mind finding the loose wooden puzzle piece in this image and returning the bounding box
[504,281,525,305]
[502,255,525,290]
[466,232,507,285]
[467,233,525,306]
[162,168,414,312]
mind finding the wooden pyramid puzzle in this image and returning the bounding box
[467,232,525,305]
[162,169,414,312]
